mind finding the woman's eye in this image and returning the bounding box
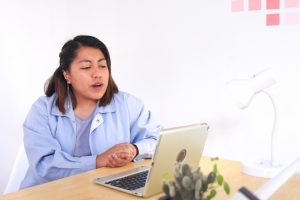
[81,66,91,70]
[98,65,107,68]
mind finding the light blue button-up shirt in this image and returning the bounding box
[20,91,161,189]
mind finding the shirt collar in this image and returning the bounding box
[96,100,116,114]
[51,96,116,118]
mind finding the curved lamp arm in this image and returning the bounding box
[227,68,281,178]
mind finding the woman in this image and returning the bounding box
[20,35,161,189]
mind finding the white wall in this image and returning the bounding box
[1,0,300,194]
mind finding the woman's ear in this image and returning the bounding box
[63,71,71,84]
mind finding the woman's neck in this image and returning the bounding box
[74,99,97,120]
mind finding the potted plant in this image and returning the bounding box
[160,157,230,200]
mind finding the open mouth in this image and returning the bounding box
[92,83,103,88]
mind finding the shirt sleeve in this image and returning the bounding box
[126,95,162,161]
[23,98,97,185]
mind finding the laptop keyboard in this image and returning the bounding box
[105,170,149,191]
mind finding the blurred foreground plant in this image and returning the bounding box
[162,157,230,200]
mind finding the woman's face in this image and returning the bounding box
[63,46,109,104]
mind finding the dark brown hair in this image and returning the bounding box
[45,35,118,114]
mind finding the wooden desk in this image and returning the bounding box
[0,157,299,200]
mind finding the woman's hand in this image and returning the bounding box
[96,143,138,168]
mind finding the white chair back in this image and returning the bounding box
[3,144,28,194]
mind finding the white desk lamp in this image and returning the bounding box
[227,68,283,178]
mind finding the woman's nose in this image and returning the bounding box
[92,67,102,78]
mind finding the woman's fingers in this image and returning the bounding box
[108,143,137,159]
[107,153,134,167]
[96,143,138,168]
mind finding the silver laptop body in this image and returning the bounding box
[94,123,209,197]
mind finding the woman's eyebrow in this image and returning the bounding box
[78,59,92,64]
[98,58,106,62]
[78,58,105,64]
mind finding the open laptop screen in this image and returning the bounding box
[94,123,209,197]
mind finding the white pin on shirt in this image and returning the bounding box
[90,114,104,133]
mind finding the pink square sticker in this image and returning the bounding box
[285,12,299,24]
[249,0,262,10]
[232,0,244,12]
[267,0,280,9]
[285,0,299,8]
[266,14,280,26]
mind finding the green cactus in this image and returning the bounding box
[181,163,192,176]
[162,158,230,200]
[174,163,182,178]
[162,182,170,196]
[195,179,202,191]
[169,181,176,197]
[182,176,193,191]
[194,179,203,200]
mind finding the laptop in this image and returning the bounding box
[94,123,209,197]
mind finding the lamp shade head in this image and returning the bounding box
[227,68,277,109]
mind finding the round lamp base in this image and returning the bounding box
[242,160,284,178]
